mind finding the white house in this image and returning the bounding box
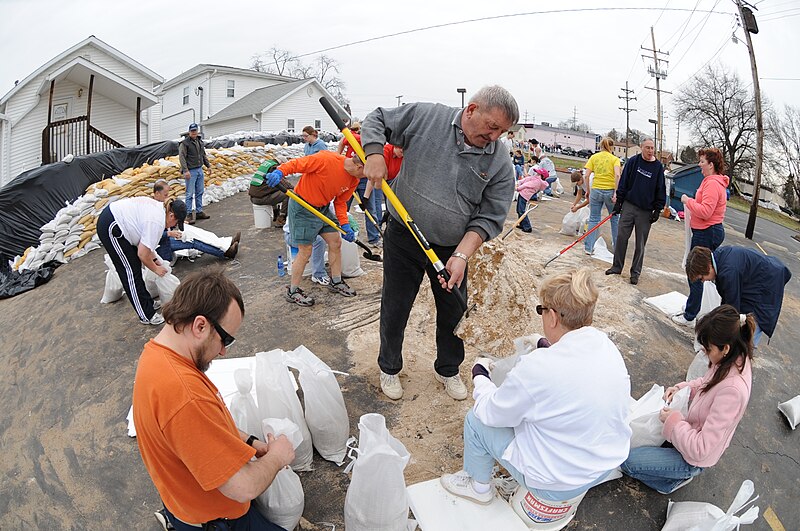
[158,64,297,140]
[0,36,163,187]
[520,123,599,152]
[200,78,349,138]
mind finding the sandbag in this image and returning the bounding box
[560,207,589,236]
[661,479,759,531]
[629,386,690,448]
[254,350,314,471]
[155,271,180,303]
[284,345,349,464]
[489,333,546,386]
[253,419,305,531]
[229,369,261,437]
[778,395,800,430]
[344,413,411,531]
[101,254,124,303]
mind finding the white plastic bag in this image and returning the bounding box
[253,419,305,531]
[560,208,589,236]
[155,272,180,303]
[100,254,124,303]
[490,333,545,386]
[778,395,800,429]
[661,479,759,531]
[344,413,411,531]
[229,369,261,437]
[630,386,691,448]
[143,267,160,299]
[255,350,314,471]
[284,345,349,464]
[686,349,710,382]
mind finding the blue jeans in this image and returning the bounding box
[156,234,225,261]
[463,410,610,502]
[311,236,327,278]
[516,196,532,231]
[515,164,524,178]
[621,446,703,494]
[544,176,558,196]
[348,178,381,243]
[185,167,205,214]
[163,504,285,531]
[683,223,725,320]
[585,189,619,253]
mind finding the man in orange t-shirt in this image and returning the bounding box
[265,150,363,306]
[133,269,295,530]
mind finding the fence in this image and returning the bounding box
[41,116,123,165]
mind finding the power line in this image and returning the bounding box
[665,0,703,50]
[760,77,800,80]
[761,11,800,21]
[669,0,725,73]
[671,32,732,92]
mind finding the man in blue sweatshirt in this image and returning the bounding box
[606,138,666,285]
[361,86,518,402]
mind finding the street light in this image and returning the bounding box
[457,88,467,108]
[648,118,658,154]
[396,95,403,107]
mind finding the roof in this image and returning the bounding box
[202,78,348,126]
[1,35,162,106]
[159,64,296,92]
[519,122,598,138]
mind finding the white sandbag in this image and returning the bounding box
[254,417,306,531]
[560,208,589,236]
[778,395,800,429]
[661,479,759,531]
[101,254,124,303]
[284,345,349,464]
[344,413,411,531]
[143,268,160,299]
[698,281,722,321]
[341,234,365,278]
[182,225,231,252]
[490,333,545,386]
[686,349,710,381]
[155,272,180,303]
[630,386,690,448]
[254,350,314,471]
[229,369,261,436]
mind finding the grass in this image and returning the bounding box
[548,156,586,172]
[727,196,800,232]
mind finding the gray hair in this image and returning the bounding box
[469,85,519,124]
[641,137,655,145]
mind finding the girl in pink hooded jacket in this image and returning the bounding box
[622,305,754,494]
[514,168,551,232]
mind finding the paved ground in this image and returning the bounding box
[0,180,797,530]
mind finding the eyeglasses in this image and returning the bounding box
[536,305,562,316]
[207,317,236,348]
[351,128,361,132]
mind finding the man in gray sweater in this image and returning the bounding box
[361,86,518,401]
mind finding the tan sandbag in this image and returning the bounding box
[64,247,80,258]
[95,198,109,210]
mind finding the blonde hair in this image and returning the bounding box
[538,269,598,330]
[599,137,614,153]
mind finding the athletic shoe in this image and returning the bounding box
[311,274,331,286]
[274,215,286,228]
[584,249,594,255]
[440,471,494,505]
[232,231,241,244]
[369,239,383,249]
[329,280,357,297]
[285,287,314,306]
[605,268,621,275]
[154,508,175,530]
[657,476,694,495]
[380,371,403,399]
[671,313,695,327]
[195,211,210,220]
[142,312,165,325]
[434,372,468,400]
[224,241,239,259]
[153,300,162,311]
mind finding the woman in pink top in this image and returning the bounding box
[673,148,730,326]
[622,305,754,494]
[514,168,550,232]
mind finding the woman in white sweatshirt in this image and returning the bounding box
[440,269,632,504]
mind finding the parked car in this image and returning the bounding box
[562,147,576,156]
[577,149,593,158]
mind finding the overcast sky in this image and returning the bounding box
[2,0,799,149]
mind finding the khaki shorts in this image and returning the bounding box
[287,198,338,246]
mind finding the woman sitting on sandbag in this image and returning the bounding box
[622,304,754,494]
[440,269,632,504]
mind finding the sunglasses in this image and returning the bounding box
[536,305,562,316]
[208,317,236,348]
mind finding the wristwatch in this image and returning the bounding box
[246,435,259,446]
[452,251,469,262]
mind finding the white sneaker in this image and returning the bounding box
[380,371,403,400]
[671,313,695,327]
[142,312,165,326]
[311,274,331,286]
[657,476,694,495]
[434,372,469,400]
[440,471,495,505]
[153,300,162,311]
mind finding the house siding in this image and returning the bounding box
[203,115,259,139]
[259,83,340,133]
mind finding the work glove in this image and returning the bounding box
[612,201,623,216]
[340,223,356,242]
[472,357,495,380]
[650,209,661,224]
[266,169,284,188]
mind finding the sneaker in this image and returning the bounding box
[142,312,165,325]
[274,215,286,228]
[329,280,357,297]
[153,300,162,311]
[440,471,494,505]
[195,211,210,220]
[232,231,241,244]
[671,313,695,327]
[186,213,195,225]
[311,274,331,286]
[584,248,594,255]
[380,371,404,400]
[285,286,315,306]
[154,508,175,530]
[656,476,694,495]
[434,372,468,400]
[369,239,383,249]
[605,268,621,275]
[224,241,239,259]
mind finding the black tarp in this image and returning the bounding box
[0,260,60,299]
[0,141,178,261]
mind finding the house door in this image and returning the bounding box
[50,98,74,158]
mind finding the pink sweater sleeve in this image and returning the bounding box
[686,180,724,221]
[662,386,747,467]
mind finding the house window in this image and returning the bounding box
[314,120,321,130]
[227,80,235,98]
[287,119,295,132]
[182,87,189,105]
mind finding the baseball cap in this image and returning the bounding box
[170,199,188,230]
[188,123,199,131]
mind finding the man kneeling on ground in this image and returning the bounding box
[133,269,295,530]
[440,269,632,504]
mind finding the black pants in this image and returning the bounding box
[97,207,155,322]
[163,504,285,531]
[379,217,467,377]
[611,202,653,279]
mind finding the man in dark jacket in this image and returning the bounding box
[179,123,211,224]
[248,177,291,227]
[686,245,792,345]
[606,138,666,284]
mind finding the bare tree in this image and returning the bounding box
[673,63,758,186]
[251,47,298,76]
[250,48,349,107]
[680,145,699,164]
[606,128,620,142]
[766,105,800,213]
[558,120,591,132]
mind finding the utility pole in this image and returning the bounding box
[737,0,763,240]
[572,106,578,130]
[396,95,403,107]
[642,27,669,160]
[618,81,637,157]
[675,117,680,161]
[523,110,529,123]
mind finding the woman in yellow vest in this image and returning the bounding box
[583,137,621,254]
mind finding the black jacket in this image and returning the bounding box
[179,136,210,172]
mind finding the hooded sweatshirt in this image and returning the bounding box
[685,173,729,230]
[516,173,549,201]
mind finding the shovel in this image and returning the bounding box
[543,212,614,268]
[319,96,474,327]
[351,190,383,237]
[501,204,539,241]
